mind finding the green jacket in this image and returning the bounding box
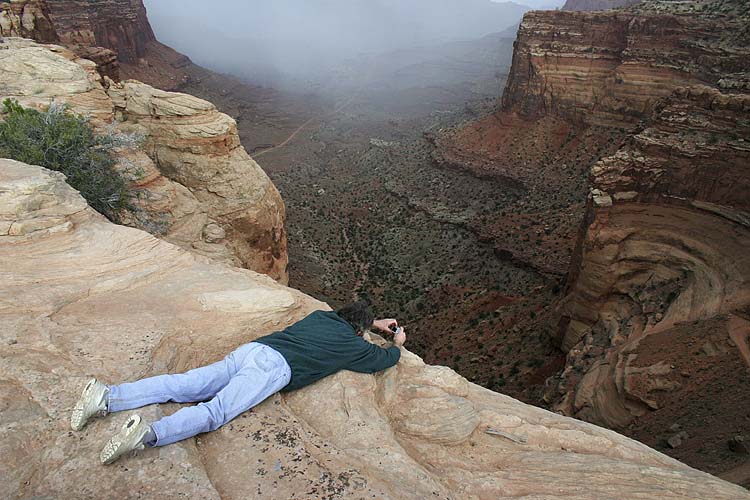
[255,310,401,392]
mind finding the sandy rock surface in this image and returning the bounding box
[2,159,748,500]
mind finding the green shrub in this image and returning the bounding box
[0,99,128,221]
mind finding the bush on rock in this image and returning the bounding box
[0,99,129,221]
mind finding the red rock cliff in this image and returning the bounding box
[551,86,750,429]
[0,0,191,88]
[43,0,156,63]
[0,0,57,42]
[562,0,642,10]
[502,10,749,127]
[507,8,750,484]
[0,0,153,61]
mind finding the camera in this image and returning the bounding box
[390,325,400,334]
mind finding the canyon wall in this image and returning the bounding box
[501,5,750,441]
[0,0,153,61]
[436,5,749,478]
[43,0,155,63]
[2,157,749,499]
[0,0,192,88]
[563,0,642,10]
[0,38,288,282]
[0,0,57,42]
[502,10,749,127]
[550,86,750,427]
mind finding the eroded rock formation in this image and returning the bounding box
[42,0,155,63]
[502,9,749,127]
[108,80,288,280]
[0,38,287,282]
[0,0,192,88]
[549,86,750,427]
[2,158,748,499]
[435,4,750,480]
[0,0,57,42]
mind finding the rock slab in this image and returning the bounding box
[2,158,748,499]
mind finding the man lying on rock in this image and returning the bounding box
[70,301,406,465]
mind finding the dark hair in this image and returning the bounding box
[336,301,374,333]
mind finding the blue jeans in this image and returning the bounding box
[107,342,291,447]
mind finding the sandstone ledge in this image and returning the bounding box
[2,159,748,499]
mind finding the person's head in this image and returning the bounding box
[336,301,374,335]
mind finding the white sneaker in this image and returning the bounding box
[100,414,151,465]
[70,378,108,431]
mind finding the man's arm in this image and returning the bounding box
[348,327,406,374]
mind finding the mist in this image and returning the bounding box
[142,0,543,92]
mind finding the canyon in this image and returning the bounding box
[436,0,750,483]
[2,0,749,494]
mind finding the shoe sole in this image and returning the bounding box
[100,415,147,465]
[70,378,98,431]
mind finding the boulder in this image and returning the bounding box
[668,432,689,449]
[729,436,749,455]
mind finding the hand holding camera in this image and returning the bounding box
[391,326,406,347]
[373,318,407,347]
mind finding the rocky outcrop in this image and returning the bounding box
[563,0,641,10]
[502,10,750,127]
[0,0,57,42]
[548,86,750,428]
[0,0,152,61]
[0,37,113,123]
[2,158,749,499]
[0,0,192,89]
[0,38,287,282]
[108,81,288,280]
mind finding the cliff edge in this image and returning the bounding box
[2,158,749,499]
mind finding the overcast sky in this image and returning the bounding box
[143,0,561,88]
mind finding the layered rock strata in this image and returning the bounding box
[108,81,288,280]
[436,7,750,475]
[2,158,749,499]
[0,0,152,61]
[549,86,750,428]
[502,9,750,127]
[0,38,287,282]
[563,0,642,10]
[0,0,57,42]
[43,0,155,63]
[0,0,192,88]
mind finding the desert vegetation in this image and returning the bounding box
[0,99,134,221]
